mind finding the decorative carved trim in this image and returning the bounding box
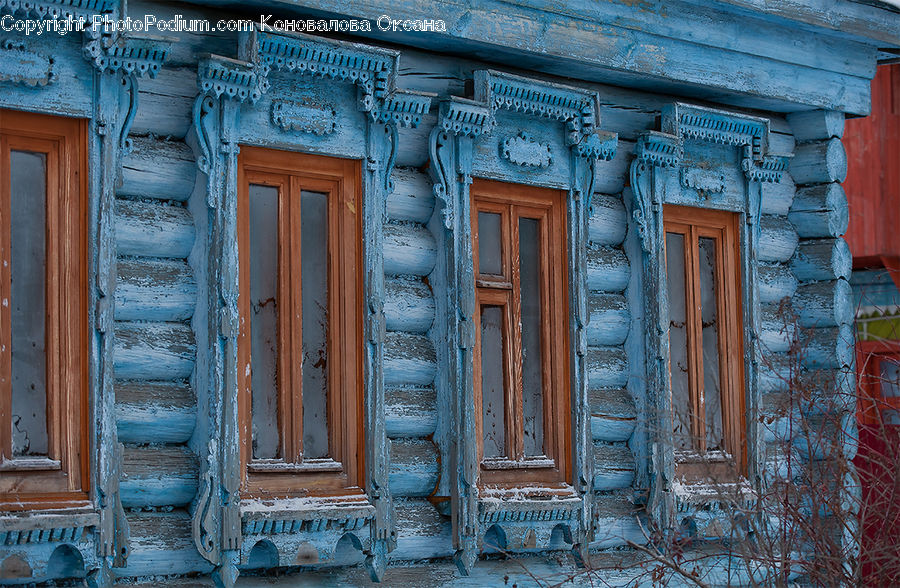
[271,100,336,135]
[476,70,596,132]
[375,91,432,127]
[242,501,375,536]
[744,153,790,183]
[0,513,98,545]
[197,55,268,103]
[680,167,726,196]
[0,40,52,86]
[634,130,682,168]
[501,132,552,167]
[84,34,169,77]
[478,498,581,523]
[668,103,767,151]
[439,98,493,137]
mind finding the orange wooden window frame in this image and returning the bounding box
[857,340,900,428]
[471,179,571,487]
[237,146,364,498]
[663,204,746,478]
[0,110,89,511]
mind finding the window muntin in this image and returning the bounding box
[664,205,745,478]
[237,147,363,497]
[0,111,89,510]
[471,179,570,486]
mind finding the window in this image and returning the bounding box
[0,110,89,510]
[237,147,363,498]
[471,179,570,487]
[858,343,900,428]
[664,205,745,480]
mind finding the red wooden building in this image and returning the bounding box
[846,63,900,585]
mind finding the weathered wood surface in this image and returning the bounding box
[791,238,852,282]
[384,221,438,277]
[384,332,437,387]
[115,199,195,259]
[116,381,196,445]
[389,498,453,562]
[758,215,799,263]
[759,303,796,355]
[587,293,630,347]
[589,194,627,246]
[590,388,636,443]
[114,322,196,380]
[587,245,630,293]
[792,279,853,328]
[121,446,199,508]
[593,443,636,491]
[761,173,796,216]
[787,109,845,142]
[119,137,196,202]
[789,183,849,239]
[385,387,438,438]
[587,346,629,390]
[389,438,440,497]
[384,276,434,334]
[758,262,799,303]
[591,492,645,549]
[790,138,847,185]
[116,512,213,578]
[132,67,198,139]
[388,168,435,224]
[801,324,856,370]
[115,258,197,322]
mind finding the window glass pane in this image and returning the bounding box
[881,358,900,398]
[666,232,692,451]
[477,212,502,275]
[698,237,724,451]
[519,217,544,457]
[249,183,280,460]
[10,150,47,458]
[480,305,506,458]
[301,190,329,459]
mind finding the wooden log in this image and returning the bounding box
[591,492,645,549]
[384,332,437,387]
[121,446,199,508]
[801,323,855,370]
[388,168,435,224]
[590,388,636,442]
[787,110,844,142]
[588,194,627,247]
[806,368,856,414]
[758,353,792,394]
[761,173,795,216]
[386,387,437,438]
[793,279,853,328]
[593,139,630,195]
[115,258,197,322]
[114,322,195,381]
[593,443,635,491]
[791,238,851,282]
[389,438,439,497]
[759,302,796,354]
[390,498,453,561]
[384,276,434,334]
[788,183,849,238]
[760,392,795,443]
[115,199,195,259]
[758,215,799,263]
[790,138,847,185]
[587,293,630,347]
[384,221,438,277]
[116,381,195,445]
[587,346,628,390]
[758,262,799,303]
[119,137,197,202]
[586,245,630,293]
[132,67,197,139]
[117,512,213,578]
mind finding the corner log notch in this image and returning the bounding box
[428,69,617,575]
[190,27,431,587]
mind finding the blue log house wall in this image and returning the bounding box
[0,0,896,585]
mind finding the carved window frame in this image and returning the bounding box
[0,1,169,579]
[628,103,789,525]
[428,70,617,573]
[190,28,431,581]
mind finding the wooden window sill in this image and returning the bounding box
[481,457,556,470]
[672,477,756,507]
[0,457,61,471]
[0,508,97,529]
[240,494,374,528]
[248,459,344,474]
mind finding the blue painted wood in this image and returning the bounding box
[590,493,645,549]
[385,387,438,438]
[589,389,636,442]
[592,443,636,491]
[790,138,848,185]
[120,446,199,508]
[793,279,854,328]
[801,323,856,370]
[587,347,629,389]
[384,276,434,334]
[791,238,852,282]
[758,262,799,303]
[759,303,796,355]
[390,499,454,562]
[758,215,799,263]
[115,381,195,445]
[115,512,214,579]
[761,173,796,216]
[388,439,440,497]
[384,332,437,387]
[586,245,630,293]
[587,293,630,347]
[588,194,627,246]
[787,109,845,142]
[119,138,196,201]
[388,168,436,224]
[789,183,849,239]
[115,258,197,322]
[384,221,438,277]
[113,322,195,380]
[115,200,195,259]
